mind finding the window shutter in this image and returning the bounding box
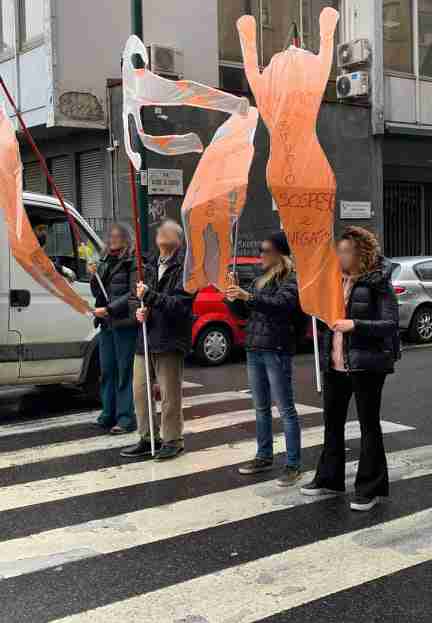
[50,155,74,203]
[78,150,104,220]
[23,161,44,193]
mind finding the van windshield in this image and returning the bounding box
[25,205,101,283]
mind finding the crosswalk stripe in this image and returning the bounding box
[51,505,432,623]
[0,401,321,439]
[182,381,203,388]
[0,420,412,512]
[1,443,429,581]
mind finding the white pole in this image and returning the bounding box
[95,273,109,303]
[312,316,322,394]
[141,302,156,456]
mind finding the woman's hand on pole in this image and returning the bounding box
[136,306,150,324]
[94,307,109,319]
[332,319,355,333]
[226,285,251,302]
[87,262,97,275]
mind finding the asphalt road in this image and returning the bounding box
[0,347,431,622]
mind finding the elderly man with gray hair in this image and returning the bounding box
[121,219,194,461]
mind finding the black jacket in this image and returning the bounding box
[227,274,299,354]
[321,258,400,374]
[91,253,137,330]
[129,250,194,355]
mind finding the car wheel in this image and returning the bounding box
[195,326,232,366]
[409,306,432,343]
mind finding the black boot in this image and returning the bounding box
[120,438,161,459]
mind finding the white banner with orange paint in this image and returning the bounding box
[182,108,258,293]
[123,35,249,170]
[0,106,91,316]
[237,8,345,327]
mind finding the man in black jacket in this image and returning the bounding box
[121,220,194,461]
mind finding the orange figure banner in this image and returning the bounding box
[238,8,345,327]
[123,35,249,171]
[182,108,259,293]
[0,106,91,316]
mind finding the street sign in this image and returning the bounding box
[340,200,372,220]
[148,169,184,195]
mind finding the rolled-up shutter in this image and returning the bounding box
[23,161,44,193]
[78,150,104,220]
[50,155,74,203]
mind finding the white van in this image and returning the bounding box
[0,192,104,398]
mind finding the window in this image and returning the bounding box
[0,0,15,57]
[383,0,414,73]
[49,155,74,204]
[415,261,432,281]
[219,0,260,64]
[19,0,44,49]
[26,205,101,284]
[218,1,339,70]
[23,161,45,194]
[78,150,104,220]
[419,0,432,77]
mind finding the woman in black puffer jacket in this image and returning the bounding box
[89,224,137,434]
[226,232,302,487]
[301,226,400,512]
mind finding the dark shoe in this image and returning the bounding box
[155,445,184,461]
[300,480,344,497]
[350,495,380,512]
[95,418,114,431]
[238,458,273,475]
[277,467,302,487]
[120,438,162,459]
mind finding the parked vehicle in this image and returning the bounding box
[391,257,432,343]
[192,257,313,365]
[0,192,103,397]
[192,257,262,366]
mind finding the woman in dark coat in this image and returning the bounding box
[301,226,400,511]
[226,232,302,487]
[89,223,137,434]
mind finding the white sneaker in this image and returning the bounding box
[350,496,380,512]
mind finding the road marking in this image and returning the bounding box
[0,443,429,581]
[0,421,413,512]
[0,402,321,441]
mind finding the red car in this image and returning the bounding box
[192,257,313,365]
[192,257,262,365]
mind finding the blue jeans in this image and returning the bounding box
[247,350,301,468]
[98,326,137,431]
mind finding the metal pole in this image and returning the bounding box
[312,317,322,394]
[131,0,149,254]
[95,273,109,303]
[128,160,156,456]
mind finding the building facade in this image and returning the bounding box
[1,0,432,255]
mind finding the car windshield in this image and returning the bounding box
[391,263,402,280]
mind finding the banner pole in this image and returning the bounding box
[312,316,322,394]
[0,76,80,244]
[128,160,156,457]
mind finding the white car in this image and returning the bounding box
[0,192,103,398]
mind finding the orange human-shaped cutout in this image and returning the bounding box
[182,109,258,293]
[237,8,345,327]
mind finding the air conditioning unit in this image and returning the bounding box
[336,71,369,100]
[147,44,184,78]
[337,39,371,69]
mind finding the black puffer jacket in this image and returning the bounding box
[227,274,299,354]
[129,250,194,355]
[321,258,400,373]
[91,253,136,329]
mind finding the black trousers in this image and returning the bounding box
[315,370,389,498]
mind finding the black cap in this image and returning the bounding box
[268,231,291,256]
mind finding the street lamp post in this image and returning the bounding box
[130,0,149,253]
